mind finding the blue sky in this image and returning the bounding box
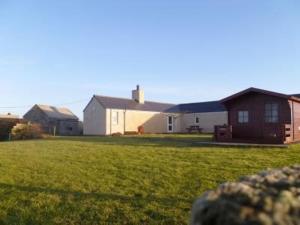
[0,0,300,119]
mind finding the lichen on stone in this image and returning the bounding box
[191,165,300,225]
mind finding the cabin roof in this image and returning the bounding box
[221,87,300,103]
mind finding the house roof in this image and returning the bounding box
[0,113,19,119]
[221,87,300,103]
[93,95,177,113]
[176,101,226,113]
[92,95,225,113]
[36,105,78,120]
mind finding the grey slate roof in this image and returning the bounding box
[93,95,225,113]
[176,101,226,113]
[94,95,177,113]
[36,105,78,120]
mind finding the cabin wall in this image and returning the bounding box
[226,93,292,143]
[291,100,300,142]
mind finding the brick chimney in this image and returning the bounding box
[132,85,145,104]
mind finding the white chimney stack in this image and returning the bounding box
[132,85,145,104]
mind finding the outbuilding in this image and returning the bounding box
[24,105,80,136]
[219,88,300,144]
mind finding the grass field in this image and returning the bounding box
[0,134,299,225]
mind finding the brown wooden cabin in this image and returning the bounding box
[216,88,300,144]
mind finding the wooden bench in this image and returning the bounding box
[186,125,203,134]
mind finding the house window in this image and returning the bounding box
[238,111,249,123]
[112,111,119,125]
[265,103,279,123]
[195,117,200,124]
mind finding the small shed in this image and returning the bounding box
[0,114,23,140]
[24,105,80,136]
[219,88,300,144]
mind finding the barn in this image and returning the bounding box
[218,88,300,144]
[24,105,80,136]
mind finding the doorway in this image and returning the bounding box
[167,116,174,133]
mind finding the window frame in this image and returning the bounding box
[238,110,249,124]
[112,111,119,125]
[265,103,279,123]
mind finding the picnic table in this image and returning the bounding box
[186,125,203,134]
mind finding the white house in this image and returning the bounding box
[83,85,228,135]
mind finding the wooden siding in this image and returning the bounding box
[225,92,292,144]
[292,100,300,142]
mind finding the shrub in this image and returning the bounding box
[191,165,300,225]
[11,123,43,140]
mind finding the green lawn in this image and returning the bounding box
[0,134,299,225]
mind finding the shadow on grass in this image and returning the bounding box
[44,135,218,149]
[0,182,192,206]
[43,135,283,150]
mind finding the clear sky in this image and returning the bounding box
[1,0,300,120]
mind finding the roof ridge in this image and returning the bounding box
[221,87,292,103]
[36,104,70,110]
[94,94,132,101]
[248,87,290,97]
[94,95,176,105]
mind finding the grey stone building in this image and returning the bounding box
[24,105,80,136]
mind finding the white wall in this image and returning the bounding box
[105,109,181,134]
[106,109,125,135]
[124,110,181,133]
[83,98,107,135]
[181,112,228,133]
